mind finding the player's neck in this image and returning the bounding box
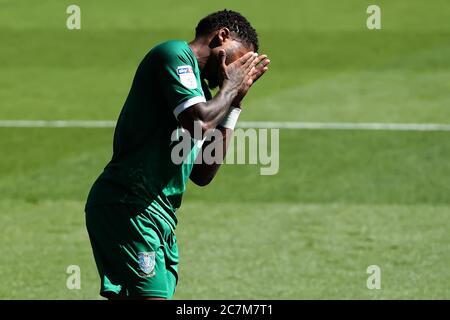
[188,38,211,71]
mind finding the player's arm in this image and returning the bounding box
[188,125,233,186]
[177,51,258,135]
[188,56,270,186]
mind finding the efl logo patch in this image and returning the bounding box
[177,65,197,89]
[138,252,156,277]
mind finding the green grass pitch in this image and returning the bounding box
[0,0,449,299]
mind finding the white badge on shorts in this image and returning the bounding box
[138,252,156,277]
[177,65,197,89]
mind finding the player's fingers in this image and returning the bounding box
[252,58,269,76]
[246,53,265,74]
[249,66,257,77]
[259,57,270,68]
[254,54,268,67]
[254,58,270,74]
[253,58,270,75]
[237,51,255,66]
[242,52,259,70]
[252,66,269,82]
[252,54,267,66]
[249,65,261,78]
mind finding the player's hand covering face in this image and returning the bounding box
[203,27,270,88]
[218,50,259,91]
[214,44,269,99]
[228,52,270,106]
[215,45,270,107]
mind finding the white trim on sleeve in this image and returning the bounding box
[173,96,206,119]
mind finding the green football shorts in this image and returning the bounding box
[85,203,178,299]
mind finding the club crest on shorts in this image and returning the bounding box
[138,252,156,277]
[177,65,197,89]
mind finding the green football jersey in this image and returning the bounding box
[86,40,211,229]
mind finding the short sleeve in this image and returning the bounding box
[156,42,206,119]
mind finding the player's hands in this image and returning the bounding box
[250,54,270,84]
[232,54,270,107]
[219,50,259,94]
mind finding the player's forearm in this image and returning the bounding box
[178,80,238,135]
[190,126,233,186]
[201,81,239,128]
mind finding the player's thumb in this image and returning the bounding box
[218,50,227,69]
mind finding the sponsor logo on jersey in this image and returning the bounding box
[177,65,197,89]
[177,66,193,74]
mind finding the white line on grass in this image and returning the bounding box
[238,122,450,131]
[0,120,116,128]
[0,120,450,131]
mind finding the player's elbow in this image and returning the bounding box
[190,173,213,187]
[190,176,212,187]
[178,112,213,136]
[193,120,214,134]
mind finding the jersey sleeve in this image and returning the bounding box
[156,44,206,119]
